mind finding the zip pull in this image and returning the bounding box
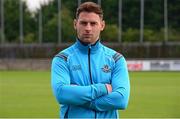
[88,44,92,49]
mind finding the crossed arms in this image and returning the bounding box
[51,56,130,112]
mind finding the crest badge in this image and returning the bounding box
[101,65,111,73]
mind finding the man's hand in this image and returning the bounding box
[105,84,112,94]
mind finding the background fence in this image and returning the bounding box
[0,0,180,58]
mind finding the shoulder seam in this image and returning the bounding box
[113,52,123,63]
[55,52,68,62]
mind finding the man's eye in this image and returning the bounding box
[80,22,87,25]
[91,22,97,26]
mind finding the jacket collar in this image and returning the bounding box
[75,38,102,54]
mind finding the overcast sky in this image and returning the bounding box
[24,0,53,13]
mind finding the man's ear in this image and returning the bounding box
[74,19,77,30]
[101,20,105,31]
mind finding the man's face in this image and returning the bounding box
[74,12,105,44]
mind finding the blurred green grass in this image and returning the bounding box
[0,71,180,118]
[121,71,180,118]
[0,71,58,118]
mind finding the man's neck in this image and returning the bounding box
[77,38,99,46]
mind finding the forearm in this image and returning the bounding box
[52,83,108,106]
[82,88,130,112]
[90,89,129,111]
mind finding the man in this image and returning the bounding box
[51,2,130,118]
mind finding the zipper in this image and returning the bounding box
[88,47,93,84]
[88,46,97,118]
[64,106,69,119]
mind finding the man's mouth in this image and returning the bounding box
[83,34,92,38]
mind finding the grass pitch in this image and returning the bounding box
[0,71,180,118]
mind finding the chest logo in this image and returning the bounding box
[71,65,82,71]
[101,65,111,73]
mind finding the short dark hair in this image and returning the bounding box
[76,2,103,19]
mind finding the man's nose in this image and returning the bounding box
[85,23,92,31]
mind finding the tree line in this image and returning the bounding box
[1,0,180,43]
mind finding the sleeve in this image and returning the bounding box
[51,56,108,106]
[86,56,130,111]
